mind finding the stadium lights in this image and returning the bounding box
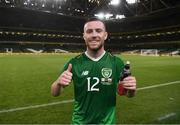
[105,13,113,19]
[95,13,113,19]
[22,33,27,35]
[156,33,161,36]
[109,0,120,5]
[88,0,100,4]
[5,0,10,3]
[24,2,28,5]
[33,33,37,36]
[11,32,15,35]
[147,34,152,37]
[42,4,45,7]
[116,14,125,19]
[38,33,42,36]
[5,32,9,35]
[74,9,84,13]
[95,13,104,19]
[126,0,136,4]
[94,13,125,20]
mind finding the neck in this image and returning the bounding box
[86,47,105,59]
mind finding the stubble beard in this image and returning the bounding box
[86,41,104,52]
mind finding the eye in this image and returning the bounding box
[86,29,93,34]
[96,29,103,33]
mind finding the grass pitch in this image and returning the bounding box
[0,53,180,124]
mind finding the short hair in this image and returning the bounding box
[84,17,107,31]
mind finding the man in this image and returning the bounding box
[51,18,136,124]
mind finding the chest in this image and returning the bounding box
[72,59,118,92]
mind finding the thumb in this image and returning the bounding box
[67,63,72,72]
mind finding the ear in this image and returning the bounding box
[104,32,108,40]
[83,33,85,40]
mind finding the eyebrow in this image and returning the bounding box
[85,28,104,32]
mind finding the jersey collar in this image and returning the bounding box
[85,50,106,62]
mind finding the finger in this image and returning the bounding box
[61,76,71,82]
[124,86,136,90]
[61,81,70,86]
[61,77,71,85]
[64,71,73,77]
[67,64,72,72]
[124,80,136,84]
[63,74,72,80]
[124,76,135,80]
[123,82,136,87]
[63,79,71,84]
[121,79,136,84]
[123,84,136,88]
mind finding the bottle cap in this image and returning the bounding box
[126,61,130,65]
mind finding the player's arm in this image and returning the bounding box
[51,64,72,97]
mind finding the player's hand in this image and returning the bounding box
[57,64,73,87]
[121,76,136,90]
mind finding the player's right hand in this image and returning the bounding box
[57,64,73,86]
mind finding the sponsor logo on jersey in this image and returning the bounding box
[101,78,112,85]
[81,70,89,76]
[101,68,112,85]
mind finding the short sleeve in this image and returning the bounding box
[115,56,125,81]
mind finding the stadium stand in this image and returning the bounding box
[0,0,180,53]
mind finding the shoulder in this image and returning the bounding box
[107,52,124,65]
[68,53,84,64]
[62,53,83,72]
[74,53,84,59]
[71,53,84,61]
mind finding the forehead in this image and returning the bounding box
[84,21,105,31]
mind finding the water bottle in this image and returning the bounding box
[120,61,131,81]
[118,61,134,97]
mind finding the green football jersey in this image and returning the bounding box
[62,51,124,124]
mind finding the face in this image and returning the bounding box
[83,21,108,51]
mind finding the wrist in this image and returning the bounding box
[56,80,63,87]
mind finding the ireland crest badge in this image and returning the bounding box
[101,68,112,85]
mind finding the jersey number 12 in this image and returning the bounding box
[87,77,99,91]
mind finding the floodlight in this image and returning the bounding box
[116,14,125,19]
[42,4,45,7]
[109,0,120,5]
[5,0,10,3]
[104,13,113,19]
[94,13,105,19]
[24,2,28,5]
[126,0,136,4]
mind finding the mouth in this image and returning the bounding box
[89,41,99,46]
[89,39,100,43]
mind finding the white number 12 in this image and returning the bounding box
[87,77,99,91]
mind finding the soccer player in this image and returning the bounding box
[51,18,136,124]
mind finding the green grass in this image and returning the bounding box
[0,53,180,124]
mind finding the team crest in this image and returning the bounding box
[101,68,112,78]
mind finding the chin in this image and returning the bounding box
[89,46,102,51]
[86,42,103,51]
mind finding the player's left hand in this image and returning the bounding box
[120,76,136,90]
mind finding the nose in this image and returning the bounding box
[92,30,98,37]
